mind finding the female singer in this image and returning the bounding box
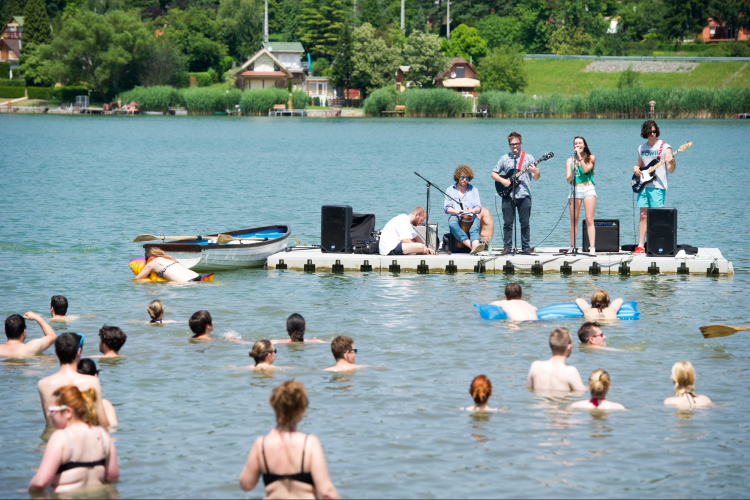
[566,137,596,254]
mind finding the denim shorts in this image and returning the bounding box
[568,183,597,199]
[637,187,666,208]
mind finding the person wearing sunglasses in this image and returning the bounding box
[444,164,491,254]
[0,311,57,358]
[632,120,675,254]
[324,336,368,372]
[491,131,540,255]
[248,340,279,372]
[28,385,119,493]
[38,332,110,428]
[577,322,607,347]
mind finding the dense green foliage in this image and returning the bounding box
[239,87,305,113]
[119,85,185,110]
[48,86,88,102]
[402,31,447,88]
[0,62,10,79]
[0,86,26,98]
[396,88,472,117]
[351,23,400,96]
[617,66,641,89]
[362,88,393,115]
[0,78,27,86]
[23,0,52,46]
[476,47,528,93]
[26,86,51,99]
[442,24,488,62]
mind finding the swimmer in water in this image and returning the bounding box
[663,361,711,409]
[77,358,119,426]
[98,326,126,358]
[575,289,623,321]
[49,295,81,322]
[571,369,626,410]
[189,310,213,341]
[271,314,325,344]
[490,282,538,321]
[147,300,177,324]
[577,322,606,347]
[247,340,278,372]
[527,328,586,392]
[323,336,369,372]
[0,312,57,358]
[462,375,498,412]
[135,248,201,283]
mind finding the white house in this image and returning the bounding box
[262,41,307,88]
[230,48,293,90]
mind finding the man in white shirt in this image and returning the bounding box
[378,207,436,256]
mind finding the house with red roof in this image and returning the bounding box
[702,18,748,42]
[435,57,481,96]
[230,48,293,90]
[1,16,23,70]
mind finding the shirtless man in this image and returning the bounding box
[49,295,80,322]
[526,328,586,392]
[99,326,127,357]
[0,312,57,358]
[324,336,369,372]
[490,282,538,321]
[189,310,213,341]
[271,313,325,344]
[135,248,201,282]
[38,332,109,427]
[578,322,606,347]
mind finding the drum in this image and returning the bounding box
[456,215,473,248]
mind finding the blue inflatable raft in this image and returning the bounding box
[474,301,640,321]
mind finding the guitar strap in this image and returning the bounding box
[517,152,526,171]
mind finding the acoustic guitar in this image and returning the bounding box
[495,152,554,198]
[631,142,692,193]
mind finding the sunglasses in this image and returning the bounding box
[590,333,605,338]
[459,176,471,180]
[650,130,657,135]
[271,349,277,354]
[48,405,69,414]
[347,348,358,354]
[509,142,521,146]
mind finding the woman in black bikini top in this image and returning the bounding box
[239,380,338,499]
[28,385,118,493]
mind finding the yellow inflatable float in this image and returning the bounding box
[129,257,214,282]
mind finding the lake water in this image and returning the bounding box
[1,115,749,498]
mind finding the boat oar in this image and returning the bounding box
[216,234,267,244]
[699,324,750,339]
[133,234,204,242]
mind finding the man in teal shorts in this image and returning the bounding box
[632,120,675,254]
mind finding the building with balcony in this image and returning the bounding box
[0,16,23,68]
[262,41,307,87]
[230,48,293,90]
[435,57,480,97]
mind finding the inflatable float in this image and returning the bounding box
[474,301,640,321]
[129,257,214,282]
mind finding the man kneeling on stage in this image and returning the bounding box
[379,207,436,256]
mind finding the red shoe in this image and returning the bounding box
[633,246,645,254]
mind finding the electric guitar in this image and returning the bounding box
[631,142,692,193]
[495,152,554,198]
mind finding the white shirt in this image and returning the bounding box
[639,140,671,190]
[379,214,417,255]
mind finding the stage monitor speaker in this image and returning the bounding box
[414,223,438,252]
[647,208,677,257]
[321,205,353,253]
[583,219,620,253]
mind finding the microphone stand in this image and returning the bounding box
[511,154,518,255]
[414,172,464,252]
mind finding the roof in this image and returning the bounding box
[440,57,476,78]
[0,38,21,57]
[262,41,305,53]
[240,71,289,77]
[230,48,293,78]
[9,16,24,26]
[399,65,410,72]
[441,77,480,88]
[306,76,329,80]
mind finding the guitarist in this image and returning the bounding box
[492,132,540,255]
[633,120,675,254]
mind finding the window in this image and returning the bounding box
[456,66,465,77]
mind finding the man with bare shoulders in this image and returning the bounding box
[189,310,214,341]
[578,322,606,347]
[527,328,586,392]
[0,313,57,358]
[38,332,109,427]
[490,282,538,321]
[324,336,369,372]
[49,295,80,322]
[271,314,325,344]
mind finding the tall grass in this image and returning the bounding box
[363,89,394,115]
[119,86,184,111]
[182,88,238,114]
[396,88,472,117]
[240,88,288,115]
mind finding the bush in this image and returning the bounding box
[362,88,394,115]
[188,72,214,87]
[396,88,472,117]
[0,86,26,98]
[240,88,289,115]
[48,86,88,102]
[27,87,51,99]
[182,87,235,113]
[0,62,9,79]
[617,65,641,89]
[313,96,321,106]
[0,78,27,87]
[118,86,184,111]
[292,90,307,109]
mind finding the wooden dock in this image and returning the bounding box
[267,247,733,275]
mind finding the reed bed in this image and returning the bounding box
[363,89,394,115]
[181,88,239,114]
[119,86,184,111]
[396,88,472,117]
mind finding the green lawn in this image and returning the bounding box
[524,60,750,95]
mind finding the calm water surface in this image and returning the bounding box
[1,116,749,498]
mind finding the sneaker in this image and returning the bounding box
[589,247,596,254]
[633,246,645,254]
[470,241,486,255]
[567,246,575,254]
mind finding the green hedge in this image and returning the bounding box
[119,86,184,111]
[27,87,51,100]
[0,62,9,79]
[48,86,88,102]
[363,88,394,115]
[182,87,241,113]
[396,88,472,117]
[0,86,25,98]
[189,72,214,87]
[0,78,26,87]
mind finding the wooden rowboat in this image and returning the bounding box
[143,225,291,272]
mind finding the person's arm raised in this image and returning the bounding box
[24,311,57,354]
[28,431,65,492]
[575,298,592,314]
[609,298,624,314]
[239,437,262,492]
[309,435,339,499]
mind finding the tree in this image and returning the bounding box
[515,0,553,53]
[164,7,229,72]
[617,0,665,42]
[709,0,750,41]
[476,14,522,49]
[402,30,447,87]
[23,0,51,47]
[25,10,154,97]
[218,0,262,61]
[475,46,527,92]
[660,0,707,43]
[7,0,25,17]
[140,38,188,86]
[616,65,641,88]
[358,0,384,29]
[549,26,595,55]
[351,22,400,95]
[279,0,302,41]
[298,0,351,58]
[442,24,488,62]
[329,21,354,90]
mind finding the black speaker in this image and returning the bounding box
[583,219,620,253]
[447,232,471,254]
[321,205,353,253]
[647,208,677,257]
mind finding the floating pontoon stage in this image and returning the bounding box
[267,247,733,275]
